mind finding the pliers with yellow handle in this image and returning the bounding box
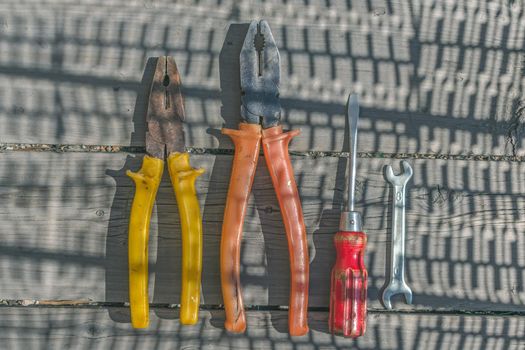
[127,56,204,328]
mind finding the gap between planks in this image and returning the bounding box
[1,300,524,318]
[0,143,524,162]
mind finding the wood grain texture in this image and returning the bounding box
[0,1,523,154]
[0,308,523,349]
[0,152,524,313]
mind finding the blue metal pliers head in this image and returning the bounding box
[240,20,281,128]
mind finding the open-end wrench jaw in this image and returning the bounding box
[382,274,413,310]
[385,160,413,185]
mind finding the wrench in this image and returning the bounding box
[382,160,413,309]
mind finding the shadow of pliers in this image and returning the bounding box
[220,20,309,336]
[127,56,204,328]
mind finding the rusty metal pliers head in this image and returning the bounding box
[146,56,186,159]
[240,20,281,128]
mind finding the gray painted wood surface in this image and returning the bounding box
[0,152,523,314]
[0,0,523,348]
[0,308,523,350]
[0,1,524,155]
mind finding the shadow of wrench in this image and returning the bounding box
[382,160,413,309]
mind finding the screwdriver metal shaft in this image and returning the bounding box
[339,94,362,232]
[346,94,359,213]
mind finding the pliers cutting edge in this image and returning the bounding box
[220,20,309,336]
[127,56,204,328]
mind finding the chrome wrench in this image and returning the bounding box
[382,160,413,309]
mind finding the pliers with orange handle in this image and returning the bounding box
[127,56,204,328]
[220,20,309,336]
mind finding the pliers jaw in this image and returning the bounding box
[240,20,281,128]
[146,56,186,159]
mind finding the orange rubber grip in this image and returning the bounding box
[262,125,309,336]
[220,123,262,333]
[329,231,367,337]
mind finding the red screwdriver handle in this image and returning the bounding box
[329,231,367,337]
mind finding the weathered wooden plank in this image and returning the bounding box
[0,152,524,312]
[0,308,523,349]
[0,1,523,154]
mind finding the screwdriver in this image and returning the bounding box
[329,93,368,337]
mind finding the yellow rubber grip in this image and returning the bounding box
[168,152,204,325]
[126,155,163,328]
